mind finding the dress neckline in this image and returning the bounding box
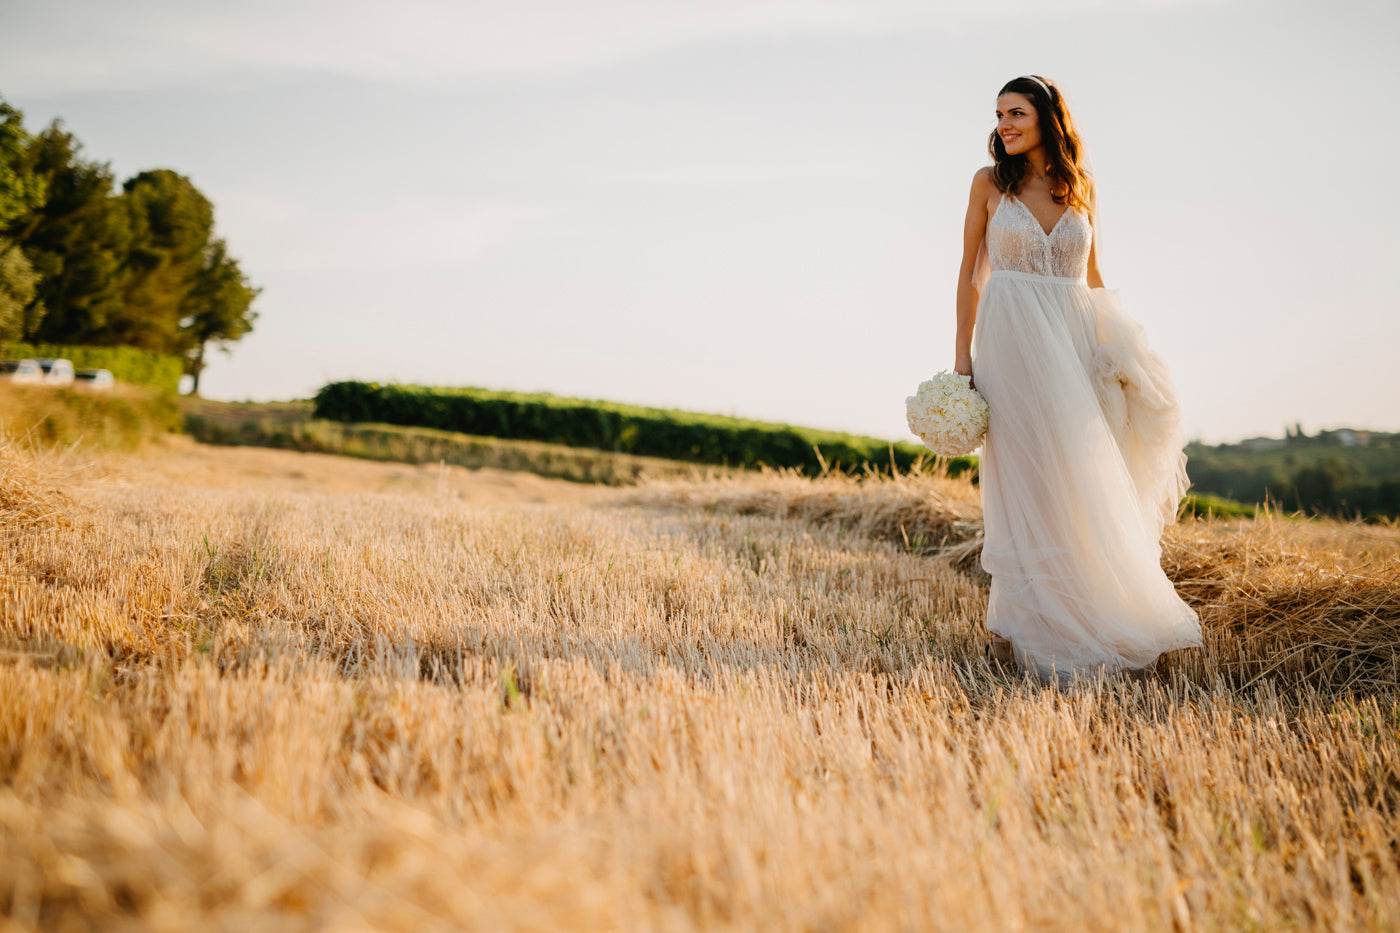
[1004,193,1072,238]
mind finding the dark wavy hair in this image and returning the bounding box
[987,75,1092,214]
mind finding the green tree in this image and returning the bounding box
[113,169,216,351]
[0,99,47,230]
[1284,457,1351,514]
[0,239,41,347]
[1,105,259,372]
[179,238,259,395]
[20,122,131,344]
[0,99,48,347]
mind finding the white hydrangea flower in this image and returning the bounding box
[904,370,989,457]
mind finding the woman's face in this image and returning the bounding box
[995,92,1041,155]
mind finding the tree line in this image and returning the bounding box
[1185,430,1400,522]
[0,97,257,393]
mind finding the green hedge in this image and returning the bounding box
[313,381,976,478]
[3,342,183,393]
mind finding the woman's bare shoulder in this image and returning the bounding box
[969,166,997,208]
[969,166,1000,219]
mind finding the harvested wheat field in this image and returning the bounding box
[2,437,1398,931]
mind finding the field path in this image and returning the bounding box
[85,435,617,506]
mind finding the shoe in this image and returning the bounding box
[986,634,1015,670]
[1122,664,1156,684]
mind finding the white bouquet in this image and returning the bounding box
[905,371,989,457]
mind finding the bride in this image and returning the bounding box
[953,74,1202,683]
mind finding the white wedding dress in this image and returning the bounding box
[970,192,1202,682]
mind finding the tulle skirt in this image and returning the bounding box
[971,269,1202,682]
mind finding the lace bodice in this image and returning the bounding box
[987,193,1091,279]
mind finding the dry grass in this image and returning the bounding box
[0,443,71,531]
[0,383,182,454]
[1158,517,1400,691]
[627,465,984,556]
[2,437,1398,930]
[93,434,613,506]
[633,469,1400,693]
[180,398,721,487]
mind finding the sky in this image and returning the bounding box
[2,0,1397,444]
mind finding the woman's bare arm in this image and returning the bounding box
[955,168,996,378]
[1085,182,1105,289]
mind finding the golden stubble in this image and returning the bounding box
[1,438,1397,931]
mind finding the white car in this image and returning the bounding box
[0,359,44,384]
[74,368,115,390]
[36,358,75,385]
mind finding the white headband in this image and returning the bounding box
[1021,74,1052,97]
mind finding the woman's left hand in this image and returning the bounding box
[955,354,975,389]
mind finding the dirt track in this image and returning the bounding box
[84,435,616,506]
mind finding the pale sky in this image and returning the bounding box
[2,0,1396,443]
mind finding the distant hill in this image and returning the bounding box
[1186,429,1400,520]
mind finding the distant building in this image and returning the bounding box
[1335,429,1370,447]
[1240,436,1286,451]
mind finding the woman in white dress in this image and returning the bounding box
[953,75,1202,683]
